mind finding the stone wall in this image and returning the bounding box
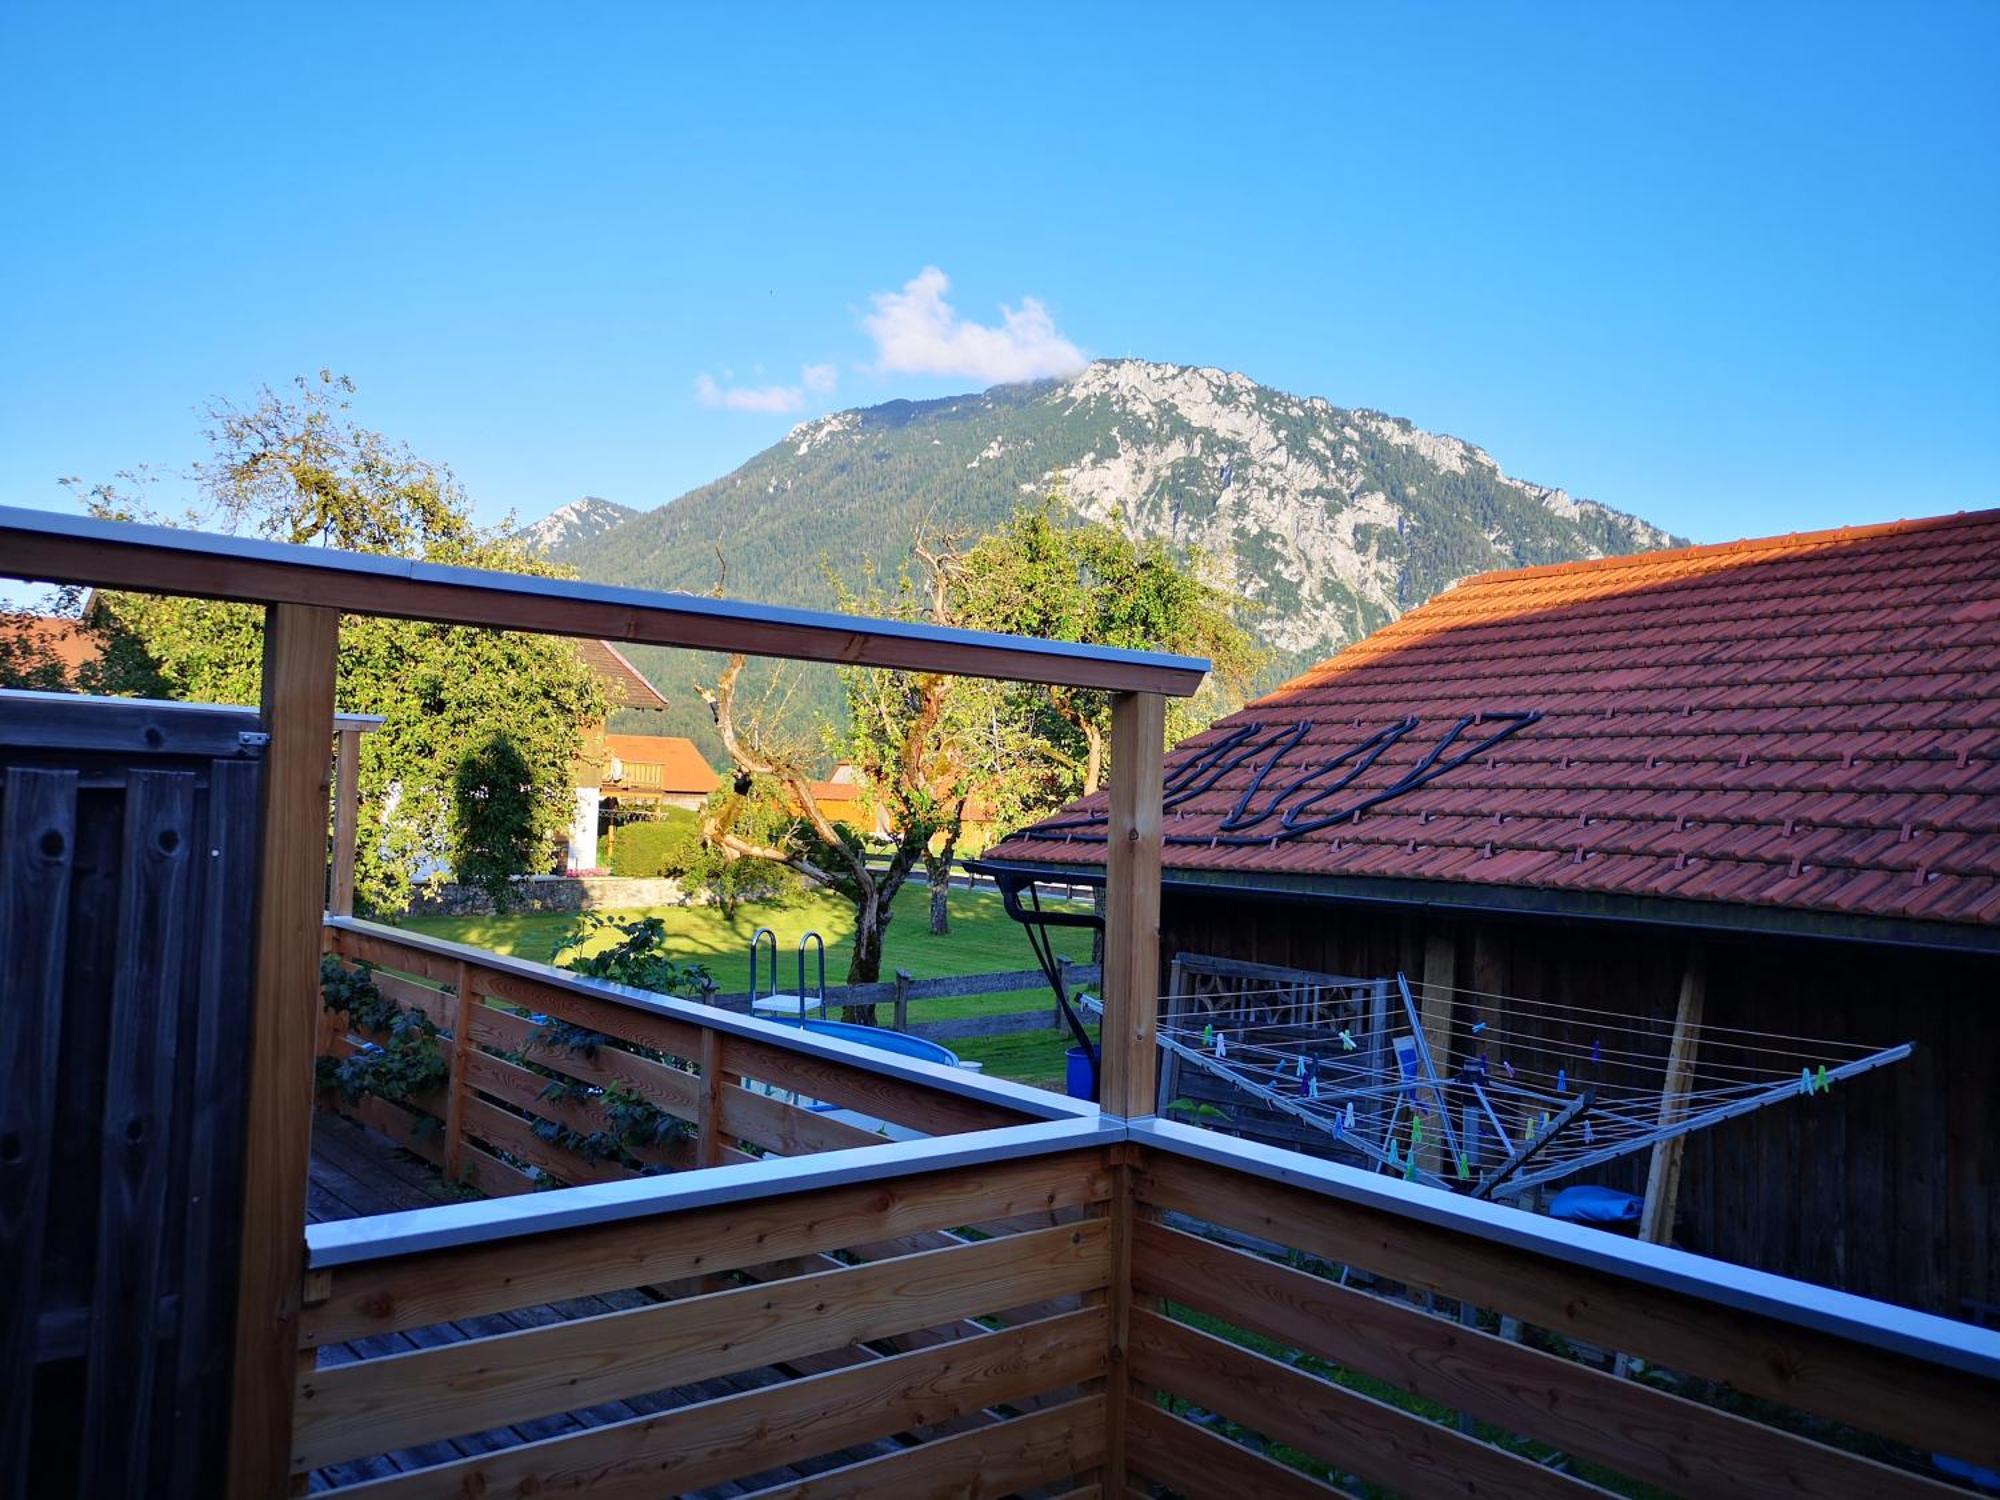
[405,873,690,918]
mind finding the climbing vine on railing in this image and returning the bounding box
[316,956,450,1118]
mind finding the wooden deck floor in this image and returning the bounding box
[304,1112,908,1495]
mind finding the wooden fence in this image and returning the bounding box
[318,920,1086,1195]
[711,960,1101,1040]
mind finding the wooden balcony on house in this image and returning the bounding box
[3,503,1997,1500]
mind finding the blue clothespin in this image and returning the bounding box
[1471,1019,1487,1035]
[1591,1038,1603,1064]
[1583,1118,1595,1144]
[1799,1066,1813,1096]
[1296,1054,1308,1080]
[1558,1067,1567,1094]
[1308,1075,1320,1101]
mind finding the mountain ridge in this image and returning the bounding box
[536,359,1677,749]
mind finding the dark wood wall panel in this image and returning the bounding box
[0,697,264,1498]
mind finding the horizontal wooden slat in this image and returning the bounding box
[364,970,453,1028]
[1130,1307,1607,1498]
[467,998,704,1118]
[456,1095,634,1187]
[301,1147,1113,1344]
[458,1049,698,1172]
[1133,1220,1951,1499]
[465,961,710,1060]
[1,504,1207,694]
[1138,1151,1997,1466]
[315,1309,1106,1499]
[295,1219,1108,1467]
[1124,1398,1339,1500]
[724,1033,1025,1136]
[731,1394,1104,1499]
[469,1003,873,1161]
[721,1082,885,1156]
[328,926,460,986]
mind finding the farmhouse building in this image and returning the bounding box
[984,509,2000,1322]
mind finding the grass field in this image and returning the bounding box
[400,883,1097,1089]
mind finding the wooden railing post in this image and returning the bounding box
[328,724,363,918]
[443,961,475,1187]
[697,1030,729,1168]
[1099,691,1164,1120]
[229,603,339,1500]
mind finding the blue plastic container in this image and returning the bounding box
[1065,1046,1096,1101]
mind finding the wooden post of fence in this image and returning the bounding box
[1640,948,1707,1245]
[443,960,475,1186]
[228,603,339,1500]
[328,723,362,918]
[697,1030,729,1168]
[1100,691,1164,1121]
[893,969,912,1033]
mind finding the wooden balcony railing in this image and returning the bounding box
[318,919,1084,1191]
[293,1095,1999,1496]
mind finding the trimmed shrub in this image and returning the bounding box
[606,807,702,877]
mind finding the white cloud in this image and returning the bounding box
[694,361,838,413]
[863,266,1086,384]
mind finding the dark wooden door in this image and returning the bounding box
[0,692,265,1499]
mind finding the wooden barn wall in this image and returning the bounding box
[0,697,264,1498]
[1158,889,1998,1325]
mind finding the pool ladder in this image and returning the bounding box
[749,927,827,1022]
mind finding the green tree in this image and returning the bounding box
[954,492,1264,801]
[699,543,976,1014]
[451,733,540,911]
[73,372,604,913]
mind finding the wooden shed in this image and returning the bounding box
[985,509,2000,1323]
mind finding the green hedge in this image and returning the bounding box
[606,807,702,878]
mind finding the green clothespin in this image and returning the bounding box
[1203,1024,1214,1048]
[1403,1157,1419,1182]
[1339,1028,1357,1051]
[1815,1064,1830,1094]
[1411,1116,1424,1147]
[1455,1153,1470,1181]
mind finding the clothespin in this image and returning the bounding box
[1471,1019,1487,1035]
[1591,1038,1603,1064]
[1557,1067,1567,1094]
[1216,1033,1228,1059]
[1307,1075,1320,1101]
[1815,1064,1830,1094]
[1799,1066,1813,1096]
[1343,1101,1356,1130]
[1411,1117,1424,1147]
[1502,1058,1515,1078]
[1455,1153,1470,1181]
[1203,1024,1214,1048]
[1387,1138,1400,1167]
[1403,1157,1419,1182]
[1296,1054,1308,1080]
[1583,1118,1595,1144]
[1339,1028,1356,1051]
[1330,1099,1340,1130]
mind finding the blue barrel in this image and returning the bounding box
[1065,1046,1096,1101]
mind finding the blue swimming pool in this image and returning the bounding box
[766,1016,962,1067]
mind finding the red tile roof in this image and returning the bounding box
[0,615,103,676]
[988,510,2000,933]
[579,640,669,711]
[598,734,718,794]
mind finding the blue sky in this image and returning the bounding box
[1,2,1994,548]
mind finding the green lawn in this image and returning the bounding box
[400,884,1098,1087]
